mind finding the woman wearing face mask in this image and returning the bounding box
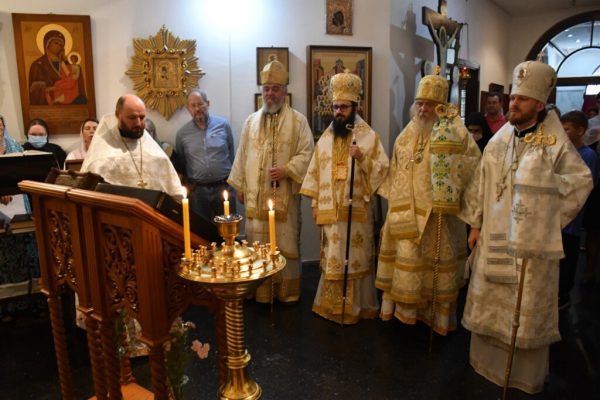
[65,118,98,164]
[23,118,66,168]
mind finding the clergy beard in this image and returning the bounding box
[411,115,435,134]
[508,107,538,127]
[119,127,144,139]
[332,109,356,137]
[262,101,283,115]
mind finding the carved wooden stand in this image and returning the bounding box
[20,181,227,400]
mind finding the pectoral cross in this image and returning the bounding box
[138,180,147,188]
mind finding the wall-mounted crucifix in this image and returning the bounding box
[422,0,464,99]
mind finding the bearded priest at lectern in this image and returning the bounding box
[81,94,184,199]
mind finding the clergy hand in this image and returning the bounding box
[312,207,317,221]
[468,228,480,250]
[0,195,13,205]
[349,144,363,160]
[269,166,286,181]
[236,191,245,204]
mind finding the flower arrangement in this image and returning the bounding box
[165,317,210,400]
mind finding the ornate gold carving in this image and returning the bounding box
[126,25,205,119]
[435,103,459,119]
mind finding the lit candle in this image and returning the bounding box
[268,199,276,255]
[223,190,230,216]
[182,187,192,259]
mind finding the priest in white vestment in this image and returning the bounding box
[460,61,593,394]
[228,61,314,303]
[81,94,183,199]
[375,72,481,334]
[301,70,389,324]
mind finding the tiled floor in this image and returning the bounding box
[1,261,598,399]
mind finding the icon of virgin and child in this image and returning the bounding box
[28,25,87,106]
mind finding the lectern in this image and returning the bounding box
[19,180,227,400]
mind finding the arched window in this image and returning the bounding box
[527,11,600,114]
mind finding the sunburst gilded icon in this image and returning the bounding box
[126,25,205,119]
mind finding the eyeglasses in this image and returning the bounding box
[333,104,352,111]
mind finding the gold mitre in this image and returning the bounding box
[510,59,556,104]
[330,69,362,103]
[261,60,288,85]
[416,68,448,104]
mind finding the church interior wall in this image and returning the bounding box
[0,0,586,261]
[508,5,600,77]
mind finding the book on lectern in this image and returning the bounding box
[0,150,56,195]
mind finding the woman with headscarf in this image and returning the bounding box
[0,114,43,322]
[465,111,493,153]
[65,118,98,163]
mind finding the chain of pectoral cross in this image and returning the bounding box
[496,134,526,202]
[121,136,147,188]
[270,113,279,198]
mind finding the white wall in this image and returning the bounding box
[388,0,510,147]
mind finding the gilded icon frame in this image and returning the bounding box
[126,26,205,119]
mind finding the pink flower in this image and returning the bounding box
[191,340,210,359]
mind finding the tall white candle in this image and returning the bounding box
[268,199,276,254]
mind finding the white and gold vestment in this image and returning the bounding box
[376,116,480,334]
[301,115,389,324]
[460,110,592,393]
[228,104,313,302]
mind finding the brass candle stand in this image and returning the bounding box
[177,214,286,400]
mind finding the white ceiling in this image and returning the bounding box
[489,0,600,16]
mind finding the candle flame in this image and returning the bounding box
[268,199,273,210]
[182,186,187,199]
[223,190,229,201]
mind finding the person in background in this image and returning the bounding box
[0,113,43,322]
[228,60,314,304]
[145,118,174,158]
[465,111,493,152]
[300,70,389,324]
[584,92,600,146]
[65,118,98,163]
[176,90,235,220]
[557,111,597,310]
[23,118,66,168]
[484,91,506,134]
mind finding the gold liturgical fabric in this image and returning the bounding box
[301,115,389,323]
